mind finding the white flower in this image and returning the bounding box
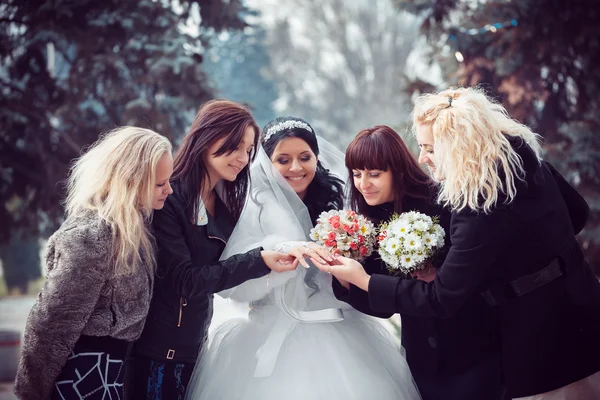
[422,233,437,248]
[404,233,422,251]
[390,218,411,238]
[412,253,426,266]
[399,253,417,270]
[381,252,396,267]
[403,211,420,223]
[432,225,446,247]
[413,219,430,232]
[385,238,401,255]
[337,240,350,251]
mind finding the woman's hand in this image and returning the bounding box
[411,266,437,282]
[335,276,351,290]
[260,251,297,273]
[286,244,333,269]
[313,255,371,292]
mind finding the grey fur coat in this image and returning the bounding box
[14,210,154,400]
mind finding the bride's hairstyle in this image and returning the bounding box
[66,126,172,276]
[411,86,543,213]
[262,116,344,223]
[345,125,433,216]
[173,100,260,222]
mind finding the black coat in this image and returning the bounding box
[367,140,600,398]
[333,197,502,399]
[133,182,270,363]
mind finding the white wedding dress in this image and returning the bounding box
[185,143,421,400]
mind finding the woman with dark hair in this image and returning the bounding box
[185,117,421,400]
[331,125,505,400]
[261,116,345,224]
[128,101,302,399]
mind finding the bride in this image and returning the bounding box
[185,117,421,400]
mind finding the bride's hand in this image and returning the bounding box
[260,251,297,273]
[287,244,333,269]
[312,255,371,291]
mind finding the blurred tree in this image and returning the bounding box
[0,0,253,245]
[203,23,277,128]
[396,0,600,273]
[258,0,419,147]
[0,233,41,294]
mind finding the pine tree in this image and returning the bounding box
[203,22,278,128]
[0,0,252,243]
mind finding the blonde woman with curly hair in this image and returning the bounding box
[317,87,600,399]
[14,126,173,400]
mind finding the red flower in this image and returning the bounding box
[350,242,358,250]
[342,224,351,232]
[328,232,336,241]
[358,235,365,244]
[332,221,341,229]
[359,246,369,256]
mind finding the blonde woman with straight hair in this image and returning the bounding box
[316,87,600,399]
[15,126,174,400]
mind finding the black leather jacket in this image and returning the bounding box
[133,182,270,363]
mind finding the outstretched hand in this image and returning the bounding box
[311,255,371,292]
[260,251,297,273]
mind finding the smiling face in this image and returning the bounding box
[204,126,256,184]
[152,152,174,210]
[416,123,442,181]
[351,169,394,206]
[270,137,318,199]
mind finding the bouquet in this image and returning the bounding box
[309,209,376,261]
[377,211,445,274]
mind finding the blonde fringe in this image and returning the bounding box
[66,126,172,276]
[411,86,543,213]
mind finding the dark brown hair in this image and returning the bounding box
[345,125,433,216]
[172,100,260,222]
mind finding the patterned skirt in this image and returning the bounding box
[126,353,195,400]
[51,335,131,400]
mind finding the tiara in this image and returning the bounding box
[264,120,313,142]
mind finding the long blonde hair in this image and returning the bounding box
[411,86,543,213]
[66,126,172,276]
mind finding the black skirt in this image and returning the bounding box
[51,335,131,400]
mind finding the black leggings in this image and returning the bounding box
[126,354,195,400]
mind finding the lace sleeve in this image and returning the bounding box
[273,241,309,253]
